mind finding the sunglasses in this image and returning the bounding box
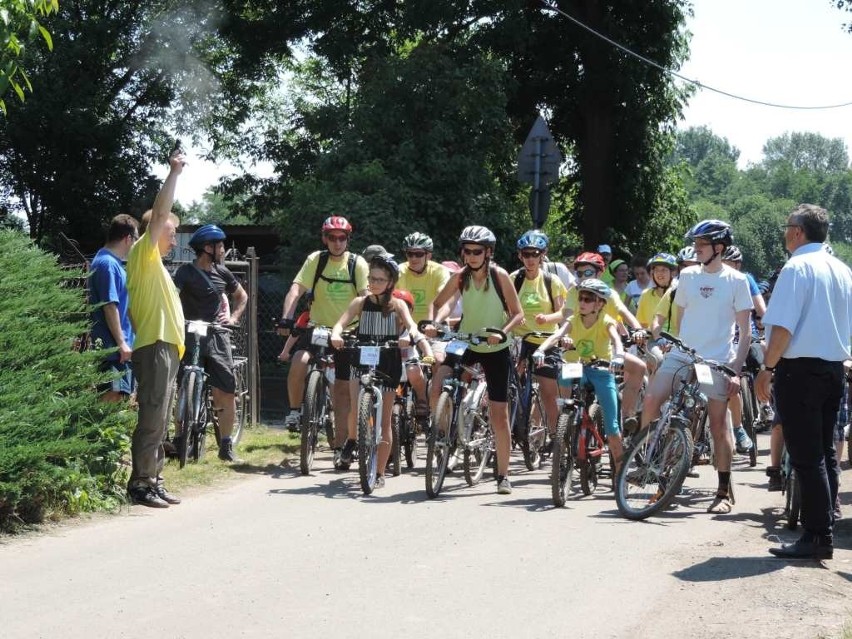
[368,276,389,284]
[520,250,542,259]
[462,247,485,256]
[325,234,348,243]
[578,294,599,304]
[405,251,427,258]
[575,267,597,278]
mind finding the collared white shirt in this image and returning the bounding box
[764,242,852,362]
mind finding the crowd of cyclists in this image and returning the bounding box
[271,214,848,511]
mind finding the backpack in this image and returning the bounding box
[307,250,358,305]
[513,268,555,311]
[457,264,509,314]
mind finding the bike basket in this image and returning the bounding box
[446,340,468,357]
[559,362,583,383]
[311,327,330,347]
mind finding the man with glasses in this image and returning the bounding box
[398,232,448,419]
[641,219,753,514]
[89,214,139,403]
[757,205,852,560]
[277,216,369,468]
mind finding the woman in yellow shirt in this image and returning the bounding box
[636,252,679,372]
[534,279,626,470]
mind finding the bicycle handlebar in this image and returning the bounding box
[658,331,737,378]
[418,320,507,345]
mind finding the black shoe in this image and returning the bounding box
[766,466,783,492]
[218,439,243,463]
[333,448,347,470]
[128,487,169,509]
[155,486,181,505]
[769,536,833,560]
[340,438,357,465]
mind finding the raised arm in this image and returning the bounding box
[147,151,185,247]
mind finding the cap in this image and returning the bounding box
[597,244,612,254]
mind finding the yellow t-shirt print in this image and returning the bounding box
[575,339,596,359]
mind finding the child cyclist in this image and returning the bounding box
[330,253,418,488]
[533,278,626,470]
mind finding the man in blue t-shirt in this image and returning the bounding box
[88,214,139,402]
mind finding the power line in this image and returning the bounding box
[539,1,852,110]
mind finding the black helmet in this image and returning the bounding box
[685,219,733,247]
[369,254,400,284]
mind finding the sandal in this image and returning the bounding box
[707,483,735,514]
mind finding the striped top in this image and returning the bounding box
[357,297,398,342]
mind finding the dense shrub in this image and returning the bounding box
[0,230,134,530]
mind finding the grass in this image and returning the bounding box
[159,424,301,493]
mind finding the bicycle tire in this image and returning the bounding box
[463,390,493,486]
[551,410,576,507]
[192,387,209,462]
[358,390,378,495]
[740,377,758,467]
[786,470,801,530]
[614,420,694,520]
[426,391,454,499]
[402,395,418,469]
[175,373,194,469]
[231,360,247,446]
[299,370,325,475]
[580,403,604,495]
[390,401,401,477]
[521,388,547,471]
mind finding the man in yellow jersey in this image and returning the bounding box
[125,149,186,508]
[398,232,449,418]
[277,216,369,469]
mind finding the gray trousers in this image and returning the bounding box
[129,341,179,491]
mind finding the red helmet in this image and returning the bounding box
[392,289,415,311]
[321,216,352,234]
[574,252,605,272]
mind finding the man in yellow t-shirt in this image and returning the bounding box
[397,232,450,324]
[277,216,369,468]
[125,150,186,508]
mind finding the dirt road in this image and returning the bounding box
[1,436,850,639]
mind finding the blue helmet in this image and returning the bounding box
[189,224,226,249]
[685,219,733,247]
[517,230,549,251]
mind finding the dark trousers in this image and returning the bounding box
[774,357,844,538]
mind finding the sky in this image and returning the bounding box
[165,0,852,205]
[678,0,852,167]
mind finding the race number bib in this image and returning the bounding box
[694,363,714,386]
[359,346,380,367]
[446,340,468,357]
[311,327,330,347]
[560,362,583,381]
[187,321,208,337]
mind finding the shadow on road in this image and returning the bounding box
[672,556,794,582]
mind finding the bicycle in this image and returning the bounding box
[290,323,337,475]
[174,320,236,467]
[509,332,551,471]
[614,331,736,520]
[394,356,432,471]
[782,446,801,530]
[738,350,760,467]
[424,327,505,499]
[550,359,610,507]
[345,337,401,495]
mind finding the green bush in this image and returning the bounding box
[0,230,134,530]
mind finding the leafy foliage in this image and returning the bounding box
[0,229,133,529]
[0,0,58,114]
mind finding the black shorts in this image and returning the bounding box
[461,348,512,402]
[293,328,354,381]
[519,340,559,380]
[183,329,235,393]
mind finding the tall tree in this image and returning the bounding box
[0,0,58,114]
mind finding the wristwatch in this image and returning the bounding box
[759,364,775,373]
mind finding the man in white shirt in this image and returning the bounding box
[641,219,753,514]
[757,204,852,560]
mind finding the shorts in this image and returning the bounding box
[98,359,134,395]
[656,350,731,403]
[293,327,354,381]
[460,348,512,402]
[184,329,236,393]
[519,340,559,380]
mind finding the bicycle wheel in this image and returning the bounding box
[358,390,378,495]
[192,388,210,462]
[175,373,194,469]
[299,370,325,475]
[402,396,419,469]
[231,359,247,446]
[426,391,454,499]
[551,410,576,507]
[580,403,604,495]
[390,401,401,477]
[786,470,801,530]
[463,389,493,486]
[740,377,758,467]
[614,420,694,520]
[521,388,547,471]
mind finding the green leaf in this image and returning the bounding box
[12,78,25,101]
[38,25,52,51]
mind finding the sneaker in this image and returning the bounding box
[340,439,357,465]
[333,447,346,470]
[155,485,181,505]
[218,438,243,463]
[766,466,783,492]
[733,426,753,453]
[375,475,386,490]
[128,486,169,509]
[284,409,302,433]
[497,476,512,495]
[622,415,639,435]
